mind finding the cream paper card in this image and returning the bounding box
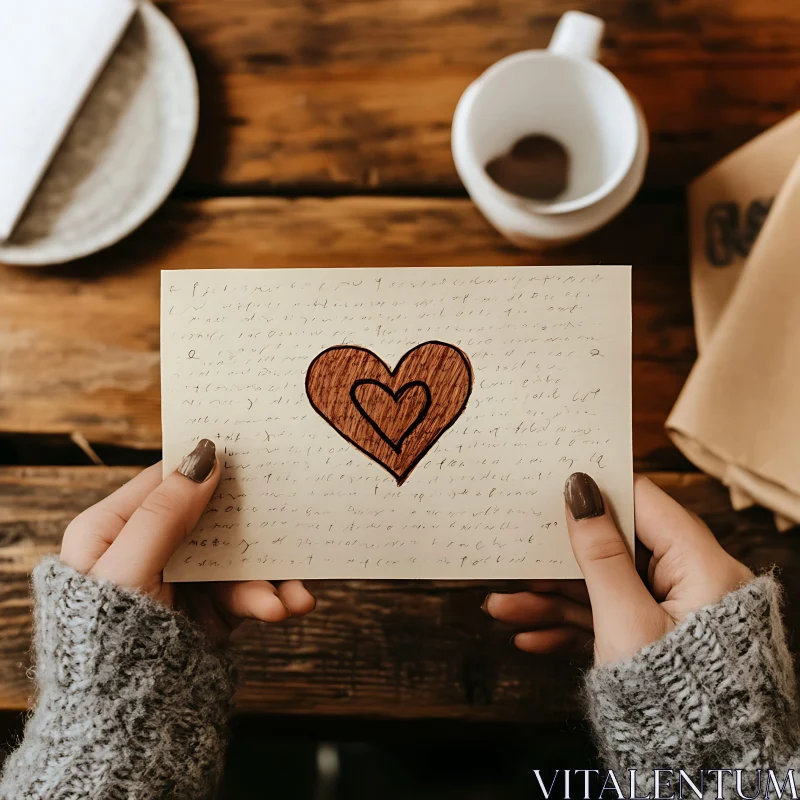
[161,266,633,581]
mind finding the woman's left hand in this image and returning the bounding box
[60,438,316,644]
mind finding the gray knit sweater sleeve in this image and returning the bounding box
[0,558,236,800]
[585,576,799,776]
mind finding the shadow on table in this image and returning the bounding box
[221,715,599,800]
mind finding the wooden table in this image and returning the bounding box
[2,0,800,722]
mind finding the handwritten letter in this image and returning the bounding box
[161,266,632,581]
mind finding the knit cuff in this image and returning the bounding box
[0,558,236,799]
[30,557,236,702]
[584,576,798,772]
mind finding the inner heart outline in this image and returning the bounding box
[350,379,432,454]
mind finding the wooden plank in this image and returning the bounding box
[0,195,693,469]
[0,467,793,718]
[155,0,800,191]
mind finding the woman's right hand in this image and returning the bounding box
[484,473,754,666]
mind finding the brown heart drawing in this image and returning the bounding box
[305,341,473,485]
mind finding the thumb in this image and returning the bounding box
[91,439,220,592]
[564,472,667,664]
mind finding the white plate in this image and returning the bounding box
[0,2,198,266]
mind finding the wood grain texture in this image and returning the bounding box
[0,195,693,468]
[154,0,800,191]
[0,467,795,718]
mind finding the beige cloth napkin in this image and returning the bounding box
[687,111,800,352]
[667,122,800,528]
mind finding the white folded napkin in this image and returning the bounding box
[0,0,137,240]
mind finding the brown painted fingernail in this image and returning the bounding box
[177,439,216,483]
[564,472,604,520]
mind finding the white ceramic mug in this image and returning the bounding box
[452,11,648,249]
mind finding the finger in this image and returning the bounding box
[633,474,718,556]
[512,627,592,655]
[91,439,219,588]
[524,579,590,605]
[483,591,593,631]
[61,463,164,571]
[212,581,292,623]
[276,580,317,617]
[634,475,753,608]
[564,472,666,663]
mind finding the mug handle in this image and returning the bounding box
[548,11,605,61]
